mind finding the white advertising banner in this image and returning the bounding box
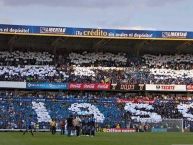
[0,81,26,88]
[146,84,186,91]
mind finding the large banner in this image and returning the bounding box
[146,84,186,91]
[26,82,68,90]
[1,97,115,103]
[151,128,167,132]
[103,128,136,133]
[0,81,26,88]
[0,24,192,40]
[111,84,145,91]
[0,81,191,92]
[69,83,110,90]
[117,98,155,104]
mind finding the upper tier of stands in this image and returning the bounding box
[0,50,193,84]
[0,51,54,65]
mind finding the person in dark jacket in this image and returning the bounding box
[67,115,73,136]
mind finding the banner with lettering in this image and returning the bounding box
[116,98,155,104]
[103,128,136,133]
[0,24,192,40]
[111,84,145,91]
[69,83,110,91]
[146,84,186,91]
[26,82,68,90]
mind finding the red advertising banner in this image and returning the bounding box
[187,85,193,91]
[69,83,82,90]
[69,83,110,91]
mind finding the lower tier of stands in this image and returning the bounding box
[0,91,193,130]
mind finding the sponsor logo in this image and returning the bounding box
[69,83,82,89]
[111,84,145,91]
[104,128,136,133]
[156,85,161,89]
[96,84,110,90]
[40,27,66,34]
[120,84,135,90]
[139,84,145,90]
[27,82,67,89]
[156,85,175,90]
[83,84,95,89]
[27,83,31,87]
[146,84,186,91]
[69,83,110,90]
[187,85,193,91]
[49,83,55,88]
[162,32,187,38]
[111,83,117,90]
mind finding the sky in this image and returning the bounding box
[0,0,192,31]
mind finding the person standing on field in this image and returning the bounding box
[73,116,81,136]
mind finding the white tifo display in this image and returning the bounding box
[124,102,193,123]
[32,102,51,122]
[178,103,193,121]
[68,52,127,65]
[68,103,105,123]
[124,102,162,123]
[143,54,193,82]
[0,51,53,64]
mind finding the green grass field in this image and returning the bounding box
[0,132,193,145]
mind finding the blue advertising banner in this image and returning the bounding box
[0,24,192,40]
[151,128,167,132]
[1,97,115,103]
[26,82,68,90]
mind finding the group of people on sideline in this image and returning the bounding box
[50,114,96,137]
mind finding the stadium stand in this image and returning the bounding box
[0,90,193,131]
[0,50,193,131]
[0,51,193,84]
[1,24,193,137]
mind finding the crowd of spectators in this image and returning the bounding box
[0,50,193,84]
[0,90,193,130]
[1,50,193,131]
